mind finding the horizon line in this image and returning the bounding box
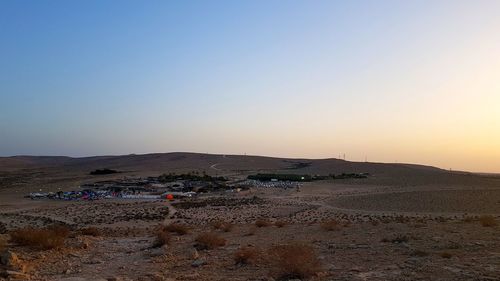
[2,150,493,174]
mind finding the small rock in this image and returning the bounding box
[0,251,19,267]
[191,259,206,267]
[149,247,165,257]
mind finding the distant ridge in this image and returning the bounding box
[0,151,444,173]
[1,152,500,192]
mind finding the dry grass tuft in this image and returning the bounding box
[320,219,339,231]
[234,246,260,265]
[439,252,452,259]
[164,223,190,235]
[10,225,70,250]
[411,249,429,257]
[152,229,171,248]
[211,220,233,232]
[195,232,226,250]
[391,234,409,244]
[463,216,475,223]
[255,218,272,228]
[479,215,497,227]
[267,242,322,280]
[274,220,287,228]
[80,227,100,236]
[244,227,257,236]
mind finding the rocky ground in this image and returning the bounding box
[0,182,499,281]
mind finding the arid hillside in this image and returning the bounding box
[1,153,499,195]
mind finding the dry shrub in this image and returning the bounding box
[164,223,190,235]
[463,216,475,223]
[212,220,233,232]
[234,246,260,265]
[267,242,322,280]
[80,227,100,236]
[391,234,409,244]
[221,223,233,232]
[275,220,287,228]
[195,232,226,250]
[411,223,427,228]
[411,249,429,257]
[395,216,410,223]
[479,215,497,227]
[245,227,257,236]
[255,219,271,228]
[320,219,339,231]
[10,225,70,250]
[439,252,452,259]
[152,229,171,248]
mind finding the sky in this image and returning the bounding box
[1,0,499,173]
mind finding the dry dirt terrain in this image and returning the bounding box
[0,153,499,281]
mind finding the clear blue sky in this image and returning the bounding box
[1,1,499,172]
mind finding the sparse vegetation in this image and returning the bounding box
[234,246,260,265]
[411,249,429,257]
[90,168,119,175]
[391,234,409,244]
[164,223,190,235]
[381,234,409,244]
[158,172,226,183]
[479,215,497,227]
[211,220,233,232]
[152,229,171,248]
[247,172,368,182]
[463,216,475,223]
[267,242,322,280]
[10,225,70,250]
[320,219,339,231]
[439,252,452,259]
[275,220,287,228]
[195,232,226,250]
[255,218,272,228]
[80,227,100,236]
[245,227,257,236]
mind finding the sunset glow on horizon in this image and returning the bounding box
[1,0,499,173]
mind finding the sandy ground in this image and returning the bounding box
[1,183,499,281]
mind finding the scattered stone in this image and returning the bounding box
[0,250,19,267]
[56,277,106,281]
[149,247,165,257]
[0,222,7,234]
[4,270,30,280]
[191,259,206,267]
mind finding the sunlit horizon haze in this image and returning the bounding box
[1,1,499,173]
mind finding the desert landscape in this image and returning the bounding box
[2,2,500,280]
[0,152,499,281]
